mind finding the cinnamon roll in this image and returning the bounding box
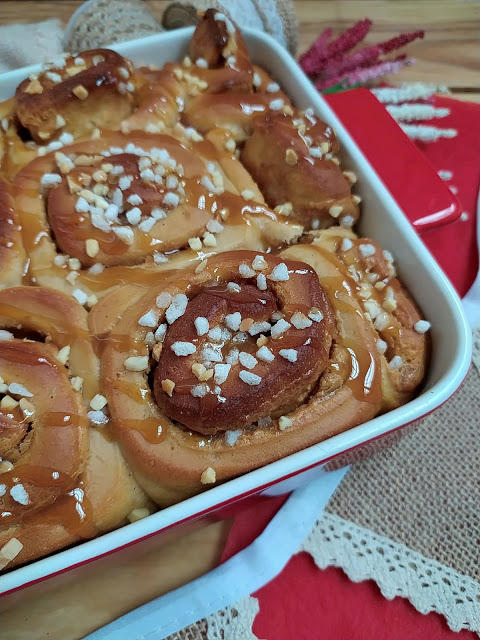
[15,49,135,144]
[98,249,397,505]
[302,228,430,410]
[177,12,360,231]
[0,99,41,181]
[0,49,136,179]
[121,8,254,136]
[13,130,287,300]
[241,110,360,230]
[0,287,150,570]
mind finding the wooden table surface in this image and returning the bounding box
[1,0,480,100]
[1,1,479,639]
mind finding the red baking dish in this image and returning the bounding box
[0,26,472,602]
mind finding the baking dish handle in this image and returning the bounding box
[324,88,462,233]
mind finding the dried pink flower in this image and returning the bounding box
[299,19,424,91]
[320,45,381,81]
[299,19,372,75]
[315,57,414,91]
[377,31,425,55]
[298,27,333,75]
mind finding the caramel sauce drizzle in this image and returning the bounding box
[37,483,97,539]
[110,378,167,444]
[13,131,279,296]
[312,271,381,405]
[122,418,168,445]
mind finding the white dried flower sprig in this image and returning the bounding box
[399,124,458,142]
[372,82,457,142]
[372,83,449,104]
[386,104,450,123]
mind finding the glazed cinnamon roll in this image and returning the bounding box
[121,8,254,136]
[0,49,136,179]
[302,228,430,410]
[13,130,289,301]
[176,12,360,231]
[15,49,135,144]
[241,110,360,230]
[0,287,151,570]
[0,7,432,571]
[97,249,397,505]
[0,99,41,181]
[183,95,360,232]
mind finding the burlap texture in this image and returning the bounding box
[165,620,207,640]
[64,0,163,53]
[327,330,480,581]
[252,0,298,55]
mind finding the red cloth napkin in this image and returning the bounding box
[219,94,480,639]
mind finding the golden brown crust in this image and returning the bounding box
[241,111,359,230]
[184,92,277,141]
[189,9,253,92]
[0,286,151,570]
[0,430,153,570]
[121,64,186,135]
[15,49,135,143]
[121,11,254,136]
[0,340,88,518]
[0,287,92,525]
[154,258,334,434]
[0,285,99,399]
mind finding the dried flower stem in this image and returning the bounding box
[372,83,449,104]
[300,19,372,76]
[315,57,413,90]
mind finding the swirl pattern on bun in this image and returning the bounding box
[0,287,151,570]
[98,249,391,505]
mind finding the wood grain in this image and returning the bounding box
[1,0,479,96]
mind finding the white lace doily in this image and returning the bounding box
[162,597,260,640]
[303,513,480,635]
[205,597,261,640]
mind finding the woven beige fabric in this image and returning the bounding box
[327,338,480,581]
[65,0,298,58]
[164,620,207,639]
[64,0,163,53]
[251,0,298,55]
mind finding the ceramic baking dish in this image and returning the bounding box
[0,26,472,599]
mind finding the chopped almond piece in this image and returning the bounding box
[24,80,43,95]
[72,85,89,100]
[161,378,175,396]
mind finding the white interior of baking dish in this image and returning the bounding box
[0,27,471,595]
